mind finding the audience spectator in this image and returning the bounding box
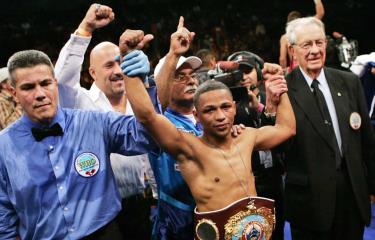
[227,51,287,240]
[0,67,22,130]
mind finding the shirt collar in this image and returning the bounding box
[88,82,103,102]
[20,106,66,131]
[299,66,327,90]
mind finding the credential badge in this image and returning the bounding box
[349,112,361,130]
[75,152,100,177]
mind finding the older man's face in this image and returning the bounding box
[292,24,327,75]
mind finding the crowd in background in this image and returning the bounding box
[1,0,373,70]
[0,1,374,239]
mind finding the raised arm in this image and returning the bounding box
[314,0,325,20]
[55,3,114,108]
[155,16,195,111]
[279,34,289,69]
[254,75,296,150]
[121,50,193,160]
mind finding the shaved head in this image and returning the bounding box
[90,41,119,68]
[89,41,125,99]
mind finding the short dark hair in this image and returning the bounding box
[195,49,216,68]
[7,50,54,87]
[193,80,232,108]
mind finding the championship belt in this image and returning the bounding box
[194,196,275,240]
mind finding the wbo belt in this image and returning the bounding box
[194,196,275,240]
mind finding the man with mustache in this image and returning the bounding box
[54,4,155,239]
[120,48,295,240]
[143,17,202,240]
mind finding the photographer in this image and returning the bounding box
[226,51,287,240]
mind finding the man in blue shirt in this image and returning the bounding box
[0,49,157,239]
[144,17,202,240]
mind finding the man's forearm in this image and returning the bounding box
[155,52,179,110]
[126,76,157,124]
[275,93,296,134]
[314,0,325,19]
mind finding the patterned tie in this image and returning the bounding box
[31,123,63,141]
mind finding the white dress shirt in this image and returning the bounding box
[55,34,156,198]
[300,67,343,154]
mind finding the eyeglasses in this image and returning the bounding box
[175,73,198,82]
[294,39,326,50]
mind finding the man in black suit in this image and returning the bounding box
[284,17,375,239]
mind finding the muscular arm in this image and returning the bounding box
[314,0,325,19]
[121,50,193,161]
[254,92,296,151]
[125,74,193,159]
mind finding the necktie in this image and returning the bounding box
[311,80,342,168]
[311,80,332,125]
[31,123,63,142]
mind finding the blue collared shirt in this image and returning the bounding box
[0,107,157,239]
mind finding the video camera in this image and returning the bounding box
[206,61,251,104]
[207,61,243,87]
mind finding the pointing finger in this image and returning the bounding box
[177,16,184,30]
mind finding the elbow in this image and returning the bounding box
[289,125,296,138]
[136,108,157,125]
[288,115,297,137]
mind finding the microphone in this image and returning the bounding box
[217,61,239,71]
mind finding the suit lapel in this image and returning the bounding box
[324,68,350,155]
[288,68,336,150]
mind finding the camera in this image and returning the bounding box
[206,61,250,104]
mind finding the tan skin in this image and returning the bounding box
[125,72,296,212]
[89,42,128,113]
[11,64,58,125]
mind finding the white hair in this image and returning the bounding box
[286,17,326,45]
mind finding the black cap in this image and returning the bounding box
[228,53,256,69]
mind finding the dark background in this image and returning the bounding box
[1,0,374,68]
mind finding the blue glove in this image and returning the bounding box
[120,50,150,78]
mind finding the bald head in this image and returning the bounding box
[90,41,119,68]
[89,41,125,99]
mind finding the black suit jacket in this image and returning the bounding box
[285,67,375,231]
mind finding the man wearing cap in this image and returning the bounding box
[227,51,287,239]
[145,17,202,240]
[0,67,22,130]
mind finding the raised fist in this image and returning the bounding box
[119,29,154,56]
[78,3,115,35]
